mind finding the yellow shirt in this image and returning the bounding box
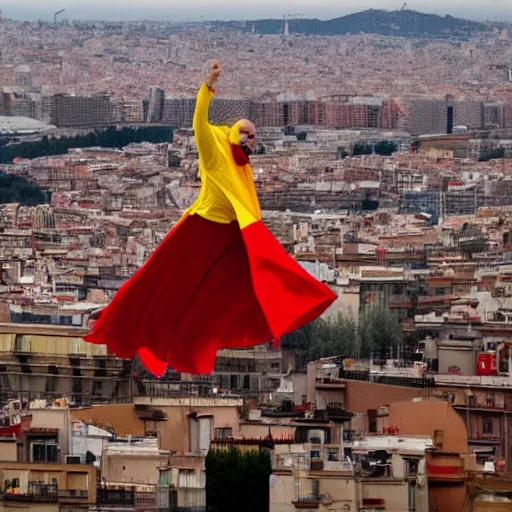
[186,84,261,230]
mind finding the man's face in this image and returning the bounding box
[239,120,257,156]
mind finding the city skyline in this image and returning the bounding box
[1,0,512,22]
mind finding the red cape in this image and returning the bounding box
[84,214,336,375]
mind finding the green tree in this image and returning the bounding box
[359,307,402,359]
[206,449,271,512]
[374,140,398,156]
[0,172,48,205]
[282,308,401,363]
[353,142,372,156]
[479,147,505,162]
[282,312,358,363]
[0,127,174,163]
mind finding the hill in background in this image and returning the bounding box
[214,9,489,38]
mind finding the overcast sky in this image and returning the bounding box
[2,0,511,22]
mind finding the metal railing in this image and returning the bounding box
[97,488,135,506]
[57,489,89,499]
[339,369,435,388]
[295,494,323,503]
[2,483,58,502]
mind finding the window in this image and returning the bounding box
[92,381,103,396]
[483,418,493,434]
[327,448,339,461]
[214,427,232,440]
[14,335,31,352]
[310,449,321,459]
[406,459,419,476]
[31,441,58,462]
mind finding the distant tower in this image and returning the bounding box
[147,86,165,123]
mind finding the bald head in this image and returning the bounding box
[229,118,257,156]
[239,119,256,137]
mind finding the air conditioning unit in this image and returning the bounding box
[66,455,81,464]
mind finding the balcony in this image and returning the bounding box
[2,483,58,502]
[293,494,323,509]
[468,433,502,445]
[315,377,346,390]
[97,488,135,506]
[453,401,512,413]
[58,489,89,500]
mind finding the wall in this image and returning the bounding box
[30,408,71,462]
[344,380,426,415]
[270,472,420,512]
[0,440,17,462]
[157,405,241,454]
[324,286,360,320]
[71,405,144,437]
[320,477,356,510]
[429,483,466,512]
[101,450,164,485]
[387,400,469,453]
[363,481,415,512]
[269,473,296,512]
[72,403,242,455]
[0,503,58,512]
[291,373,307,405]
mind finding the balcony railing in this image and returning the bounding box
[293,494,323,509]
[97,488,135,506]
[2,483,58,502]
[468,433,502,443]
[57,489,89,500]
[454,401,512,412]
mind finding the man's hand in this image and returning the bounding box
[206,61,222,88]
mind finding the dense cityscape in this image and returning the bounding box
[1,6,512,512]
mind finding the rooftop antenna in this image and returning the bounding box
[400,3,407,10]
[54,9,65,24]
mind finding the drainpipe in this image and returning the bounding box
[505,410,509,471]
[408,481,416,512]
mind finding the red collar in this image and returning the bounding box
[231,144,249,166]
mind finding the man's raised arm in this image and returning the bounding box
[193,62,221,167]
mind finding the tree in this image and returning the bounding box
[358,307,402,359]
[353,142,372,156]
[206,449,271,512]
[282,312,358,363]
[296,131,308,141]
[282,308,401,364]
[0,172,48,205]
[479,147,505,162]
[0,126,174,164]
[374,140,398,156]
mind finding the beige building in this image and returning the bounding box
[270,433,431,512]
[0,460,96,512]
[0,323,131,406]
